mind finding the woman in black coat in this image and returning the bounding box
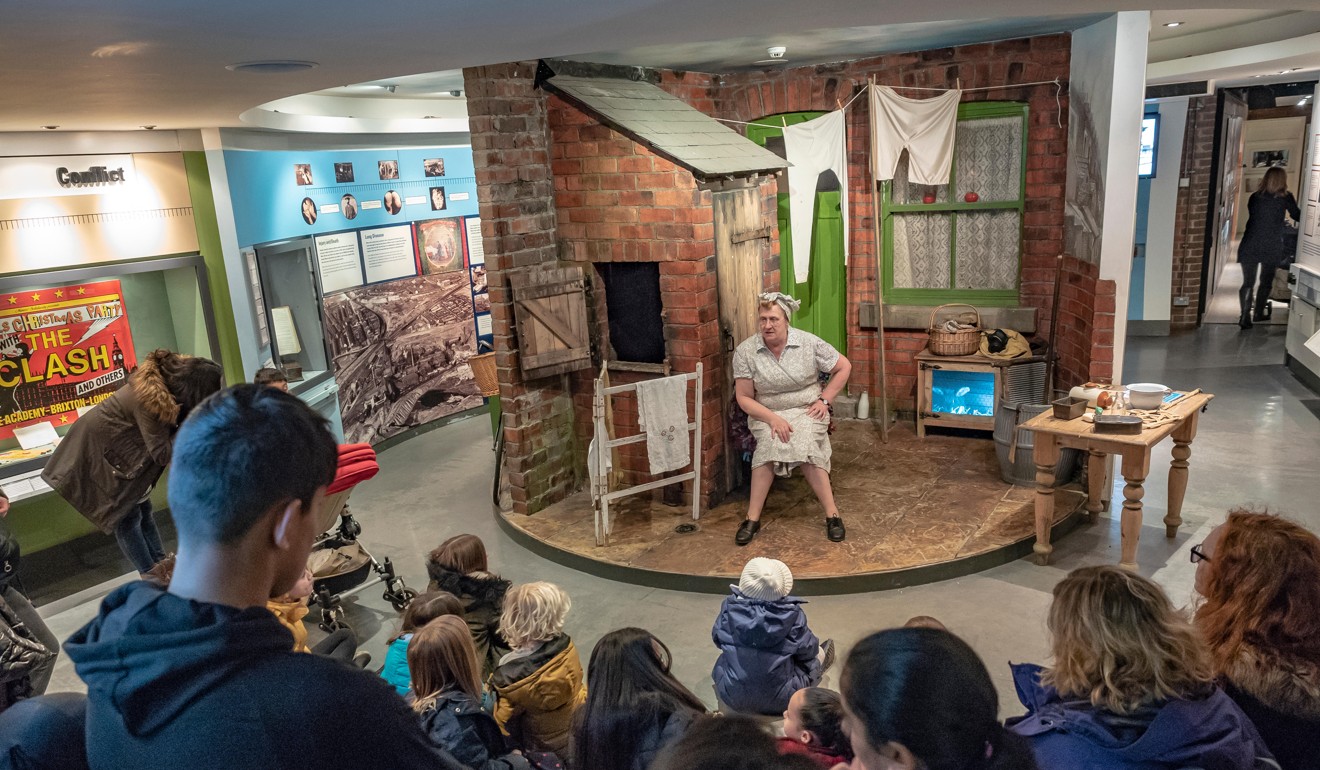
[41,350,222,573]
[1237,166,1300,328]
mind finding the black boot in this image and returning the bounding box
[735,519,761,546]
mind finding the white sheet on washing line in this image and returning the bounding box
[782,110,850,285]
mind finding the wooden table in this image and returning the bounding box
[1021,392,1213,569]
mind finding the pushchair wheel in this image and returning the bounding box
[387,587,416,612]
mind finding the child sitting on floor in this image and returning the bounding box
[777,687,852,768]
[712,557,833,715]
[489,581,586,756]
[412,615,531,770]
[267,567,369,667]
[382,591,465,696]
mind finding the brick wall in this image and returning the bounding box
[1053,255,1116,387]
[1171,95,1216,329]
[668,34,1071,410]
[464,61,579,516]
[549,92,778,506]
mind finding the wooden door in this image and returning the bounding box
[509,265,592,379]
[713,186,773,491]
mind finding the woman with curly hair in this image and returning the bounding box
[1192,509,1320,769]
[1008,565,1273,769]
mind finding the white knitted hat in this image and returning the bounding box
[736,557,794,602]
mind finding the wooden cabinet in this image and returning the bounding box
[915,348,1046,438]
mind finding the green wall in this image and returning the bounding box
[183,151,245,386]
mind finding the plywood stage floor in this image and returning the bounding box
[497,421,1085,593]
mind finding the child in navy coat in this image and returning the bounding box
[712,558,833,715]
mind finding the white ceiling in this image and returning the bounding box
[3,3,1320,133]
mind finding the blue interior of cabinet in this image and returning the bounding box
[931,369,995,416]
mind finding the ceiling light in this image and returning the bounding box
[225,60,319,74]
[450,90,462,97]
[140,125,156,130]
[766,46,788,59]
[91,42,148,58]
[41,125,58,130]
[1163,21,1184,27]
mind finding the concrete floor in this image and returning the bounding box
[35,323,1320,719]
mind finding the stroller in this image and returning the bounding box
[307,443,416,633]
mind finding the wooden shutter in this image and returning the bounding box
[510,265,592,379]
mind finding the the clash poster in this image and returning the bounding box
[0,280,137,439]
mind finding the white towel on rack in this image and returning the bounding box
[635,374,690,474]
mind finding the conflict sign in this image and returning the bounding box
[0,280,137,439]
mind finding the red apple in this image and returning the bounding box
[922,193,936,204]
[964,191,980,203]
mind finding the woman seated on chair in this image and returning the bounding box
[732,293,851,546]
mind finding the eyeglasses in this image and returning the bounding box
[1190,544,1211,563]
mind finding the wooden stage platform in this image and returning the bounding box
[496,421,1086,594]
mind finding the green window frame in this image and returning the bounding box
[882,101,1028,306]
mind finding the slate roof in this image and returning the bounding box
[542,75,788,181]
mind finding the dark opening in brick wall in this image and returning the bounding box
[596,261,665,363]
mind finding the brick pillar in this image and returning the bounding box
[1171,95,1216,329]
[464,62,578,515]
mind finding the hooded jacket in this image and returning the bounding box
[490,634,586,756]
[711,589,821,715]
[1219,648,1320,770]
[418,689,531,770]
[64,582,467,770]
[42,356,178,533]
[426,563,512,677]
[1007,662,1276,770]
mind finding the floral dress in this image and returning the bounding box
[732,328,841,477]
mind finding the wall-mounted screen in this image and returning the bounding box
[1139,114,1159,178]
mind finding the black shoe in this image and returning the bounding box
[1253,311,1269,322]
[1239,314,1254,330]
[352,651,372,669]
[820,638,836,673]
[826,515,846,542]
[735,519,761,546]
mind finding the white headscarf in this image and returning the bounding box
[759,292,801,321]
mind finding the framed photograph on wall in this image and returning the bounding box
[294,164,314,186]
[378,159,399,180]
[1252,149,1289,168]
[424,158,446,177]
[416,218,465,275]
[334,162,355,183]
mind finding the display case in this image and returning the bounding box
[0,254,223,498]
[252,237,334,394]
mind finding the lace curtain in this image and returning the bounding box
[892,213,951,289]
[954,116,1023,203]
[955,211,1020,289]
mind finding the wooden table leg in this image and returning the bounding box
[1033,434,1061,565]
[1086,449,1106,522]
[1118,450,1151,571]
[1165,409,1201,538]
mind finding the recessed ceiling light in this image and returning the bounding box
[140,125,156,130]
[41,125,58,130]
[225,60,319,74]
[1163,21,1184,28]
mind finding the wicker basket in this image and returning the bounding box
[469,352,500,397]
[927,303,982,356]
